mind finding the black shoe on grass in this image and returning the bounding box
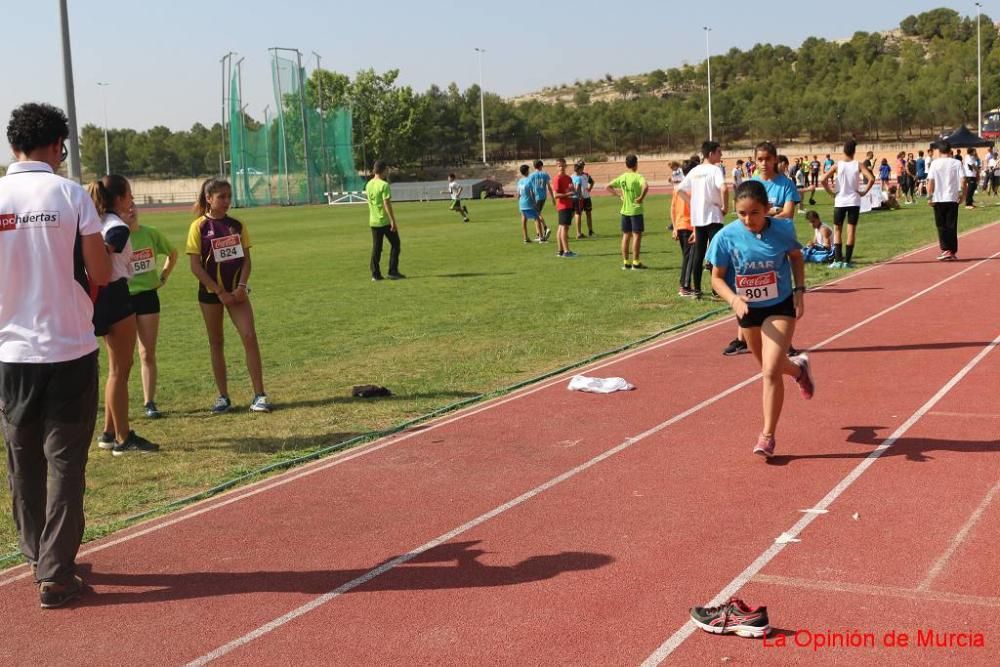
[112,431,160,456]
[690,597,770,638]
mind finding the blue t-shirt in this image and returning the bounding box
[528,170,550,201]
[752,173,800,211]
[879,164,891,180]
[705,217,802,309]
[517,177,534,210]
[916,158,927,179]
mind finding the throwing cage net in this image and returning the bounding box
[228,51,363,207]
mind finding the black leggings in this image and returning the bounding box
[677,229,695,289]
[692,223,723,293]
[370,226,401,277]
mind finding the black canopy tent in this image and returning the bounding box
[940,125,994,148]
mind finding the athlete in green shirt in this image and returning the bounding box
[365,160,403,280]
[606,154,650,269]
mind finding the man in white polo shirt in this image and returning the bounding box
[927,140,967,261]
[676,140,729,297]
[0,103,110,608]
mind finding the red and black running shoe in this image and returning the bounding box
[690,597,770,638]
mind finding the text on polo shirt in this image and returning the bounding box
[0,211,60,231]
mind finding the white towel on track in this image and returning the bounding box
[567,375,635,393]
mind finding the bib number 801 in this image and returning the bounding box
[743,286,771,300]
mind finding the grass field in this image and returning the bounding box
[2,190,997,562]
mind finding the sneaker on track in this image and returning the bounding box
[791,353,814,400]
[39,575,84,609]
[211,395,232,414]
[786,345,800,358]
[112,431,159,456]
[96,431,115,450]
[722,339,749,356]
[144,401,161,419]
[753,433,776,459]
[250,394,273,413]
[690,597,770,638]
[937,250,952,260]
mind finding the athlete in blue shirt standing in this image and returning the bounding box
[527,160,553,241]
[707,180,813,460]
[516,164,544,243]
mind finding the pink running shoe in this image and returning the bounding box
[791,353,814,400]
[753,433,776,459]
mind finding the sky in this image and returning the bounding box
[0,0,985,148]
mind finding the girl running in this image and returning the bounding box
[186,178,272,414]
[88,175,159,455]
[126,207,177,418]
[706,180,813,459]
[820,139,875,268]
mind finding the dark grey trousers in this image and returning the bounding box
[1,351,97,584]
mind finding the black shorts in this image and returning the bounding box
[558,208,574,226]
[198,290,222,305]
[737,294,796,329]
[130,289,161,316]
[833,206,861,226]
[93,278,134,337]
[621,215,645,233]
[575,198,593,213]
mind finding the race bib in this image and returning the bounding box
[211,234,245,263]
[736,271,778,303]
[130,248,155,274]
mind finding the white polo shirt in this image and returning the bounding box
[928,155,965,204]
[0,161,102,363]
[676,162,725,227]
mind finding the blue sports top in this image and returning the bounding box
[517,177,534,210]
[528,170,550,201]
[705,217,802,308]
[752,173,801,210]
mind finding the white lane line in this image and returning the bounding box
[2,226,995,588]
[918,480,1000,591]
[640,331,1000,666]
[753,574,1000,609]
[188,251,1000,664]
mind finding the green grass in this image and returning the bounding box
[2,191,997,563]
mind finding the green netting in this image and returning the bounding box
[229,53,362,207]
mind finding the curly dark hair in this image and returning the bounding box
[6,103,69,155]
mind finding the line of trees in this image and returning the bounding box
[78,7,999,178]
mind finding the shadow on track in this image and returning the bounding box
[767,425,1000,465]
[73,541,615,606]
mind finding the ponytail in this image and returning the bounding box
[193,178,231,216]
[87,174,130,217]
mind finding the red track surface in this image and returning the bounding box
[3,225,1000,666]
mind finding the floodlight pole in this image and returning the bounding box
[263,104,273,205]
[236,57,251,207]
[270,49,293,204]
[220,51,237,179]
[704,26,713,141]
[58,0,81,182]
[313,51,332,199]
[475,48,487,165]
[97,82,111,175]
[976,2,983,135]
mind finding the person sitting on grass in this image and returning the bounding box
[802,210,834,263]
[883,185,901,210]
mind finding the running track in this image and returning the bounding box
[3,224,1000,666]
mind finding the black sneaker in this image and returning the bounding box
[39,575,84,609]
[690,597,770,638]
[144,401,161,419]
[723,339,749,356]
[387,273,406,280]
[96,431,115,450]
[787,345,800,357]
[112,431,160,456]
[372,275,384,282]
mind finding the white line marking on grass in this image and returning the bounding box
[188,253,1000,665]
[918,480,1000,591]
[640,331,1000,666]
[4,226,997,589]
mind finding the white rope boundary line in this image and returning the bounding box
[186,249,1000,665]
